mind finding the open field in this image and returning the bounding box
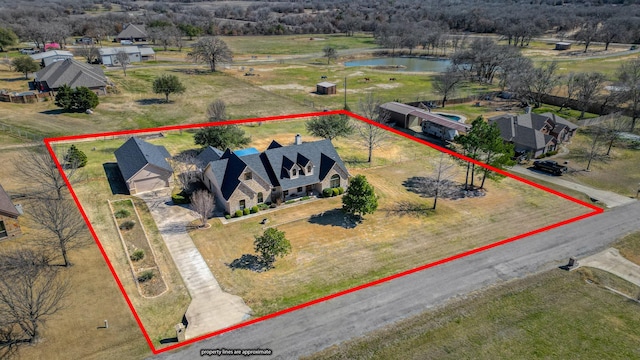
[0,147,151,359]
[304,268,640,360]
[615,232,640,266]
[221,33,378,57]
[556,131,640,197]
[180,118,593,317]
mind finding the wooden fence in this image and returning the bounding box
[0,91,54,104]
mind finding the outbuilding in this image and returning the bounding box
[555,42,572,50]
[316,81,337,95]
[30,50,74,67]
[114,137,173,194]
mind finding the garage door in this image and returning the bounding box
[134,177,169,193]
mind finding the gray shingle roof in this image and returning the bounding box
[35,58,107,90]
[0,184,19,218]
[196,146,224,166]
[117,24,147,39]
[114,137,172,181]
[209,139,349,200]
[489,115,555,151]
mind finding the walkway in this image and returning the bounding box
[578,247,640,287]
[137,189,251,340]
[509,165,637,208]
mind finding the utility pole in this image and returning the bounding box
[344,76,347,109]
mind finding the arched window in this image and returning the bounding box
[257,192,263,203]
[330,174,340,188]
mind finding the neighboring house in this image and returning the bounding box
[489,112,578,157]
[555,42,572,50]
[116,24,148,42]
[196,146,224,166]
[316,82,336,95]
[380,102,470,141]
[30,50,74,67]
[98,46,155,66]
[0,184,22,241]
[114,137,173,195]
[202,134,350,214]
[33,58,108,94]
[76,37,94,45]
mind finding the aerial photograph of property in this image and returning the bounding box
[0,0,639,359]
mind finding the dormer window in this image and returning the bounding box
[292,168,297,176]
[245,172,252,180]
[307,165,312,173]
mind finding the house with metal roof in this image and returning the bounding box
[114,137,173,194]
[488,112,578,158]
[115,24,148,42]
[380,102,471,141]
[202,134,350,214]
[30,50,74,67]
[33,58,108,94]
[0,184,21,241]
[98,46,155,66]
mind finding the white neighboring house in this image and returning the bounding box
[30,50,74,67]
[98,46,155,66]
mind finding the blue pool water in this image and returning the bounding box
[235,148,259,157]
[435,113,461,122]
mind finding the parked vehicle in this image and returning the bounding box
[533,160,567,175]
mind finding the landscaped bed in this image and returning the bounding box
[110,198,167,298]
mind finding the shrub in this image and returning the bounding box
[137,270,154,283]
[258,203,270,210]
[243,208,250,215]
[546,150,558,156]
[332,188,340,196]
[225,214,231,220]
[235,210,243,217]
[119,220,135,231]
[172,192,190,204]
[114,209,130,219]
[64,145,88,168]
[301,196,310,201]
[337,187,344,195]
[130,249,145,261]
[285,199,296,204]
[322,188,333,197]
[251,205,259,213]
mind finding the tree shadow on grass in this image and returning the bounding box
[308,209,360,229]
[226,254,270,272]
[40,109,66,115]
[136,98,165,105]
[103,162,129,195]
[383,201,433,218]
[169,68,211,76]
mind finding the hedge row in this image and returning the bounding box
[322,187,344,197]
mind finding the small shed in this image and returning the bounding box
[316,82,337,95]
[30,50,74,67]
[555,42,571,51]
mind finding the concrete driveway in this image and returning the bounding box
[578,247,640,287]
[137,189,251,340]
[509,165,637,208]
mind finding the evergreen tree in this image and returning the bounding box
[54,84,74,110]
[342,174,378,219]
[254,228,291,267]
[64,145,87,168]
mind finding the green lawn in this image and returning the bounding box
[304,269,640,360]
[221,33,379,56]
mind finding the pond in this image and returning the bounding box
[344,57,452,72]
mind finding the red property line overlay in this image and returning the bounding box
[44,110,603,355]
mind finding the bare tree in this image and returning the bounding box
[617,58,640,131]
[188,36,232,72]
[584,127,606,171]
[600,115,631,156]
[16,147,71,200]
[28,198,88,267]
[76,44,100,64]
[559,72,578,112]
[190,190,214,227]
[432,65,464,108]
[356,92,391,163]
[0,249,69,357]
[115,50,130,77]
[572,72,606,119]
[207,99,227,121]
[169,152,201,192]
[323,45,337,64]
[574,20,599,53]
[430,152,458,210]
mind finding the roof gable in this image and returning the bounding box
[114,137,173,181]
[117,24,147,39]
[0,184,19,218]
[197,146,224,165]
[35,59,107,89]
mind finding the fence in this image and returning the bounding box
[0,91,54,104]
[0,122,44,142]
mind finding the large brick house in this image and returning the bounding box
[0,184,21,241]
[202,135,350,214]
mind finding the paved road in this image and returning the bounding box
[509,165,637,208]
[138,190,251,340]
[151,201,640,359]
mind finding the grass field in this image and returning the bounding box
[179,118,592,317]
[304,268,640,360]
[615,232,640,266]
[221,33,378,56]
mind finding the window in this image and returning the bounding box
[245,172,252,180]
[330,174,340,188]
[307,165,312,173]
[0,221,6,239]
[297,187,303,193]
[239,200,246,210]
[257,192,263,203]
[283,190,289,196]
[292,168,297,176]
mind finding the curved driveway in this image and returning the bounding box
[151,199,640,359]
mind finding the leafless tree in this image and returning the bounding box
[76,44,100,64]
[16,147,73,200]
[190,190,214,227]
[432,65,464,108]
[583,127,607,171]
[521,61,560,108]
[600,115,631,156]
[559,72,578,112]
[0,249,69,357]
[572,72,606,119]
[28,197,88,267]
[207,99,227,121]
[574,20,599,53]
[430,152,458,210]
[616,57,640,131]
[356,92,391,163]
[188,36,232,72]
[169,152,201,192]
[115,50,130,77]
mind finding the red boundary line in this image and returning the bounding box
[44,110,603,355]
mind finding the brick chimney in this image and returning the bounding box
[295,134,302,145]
